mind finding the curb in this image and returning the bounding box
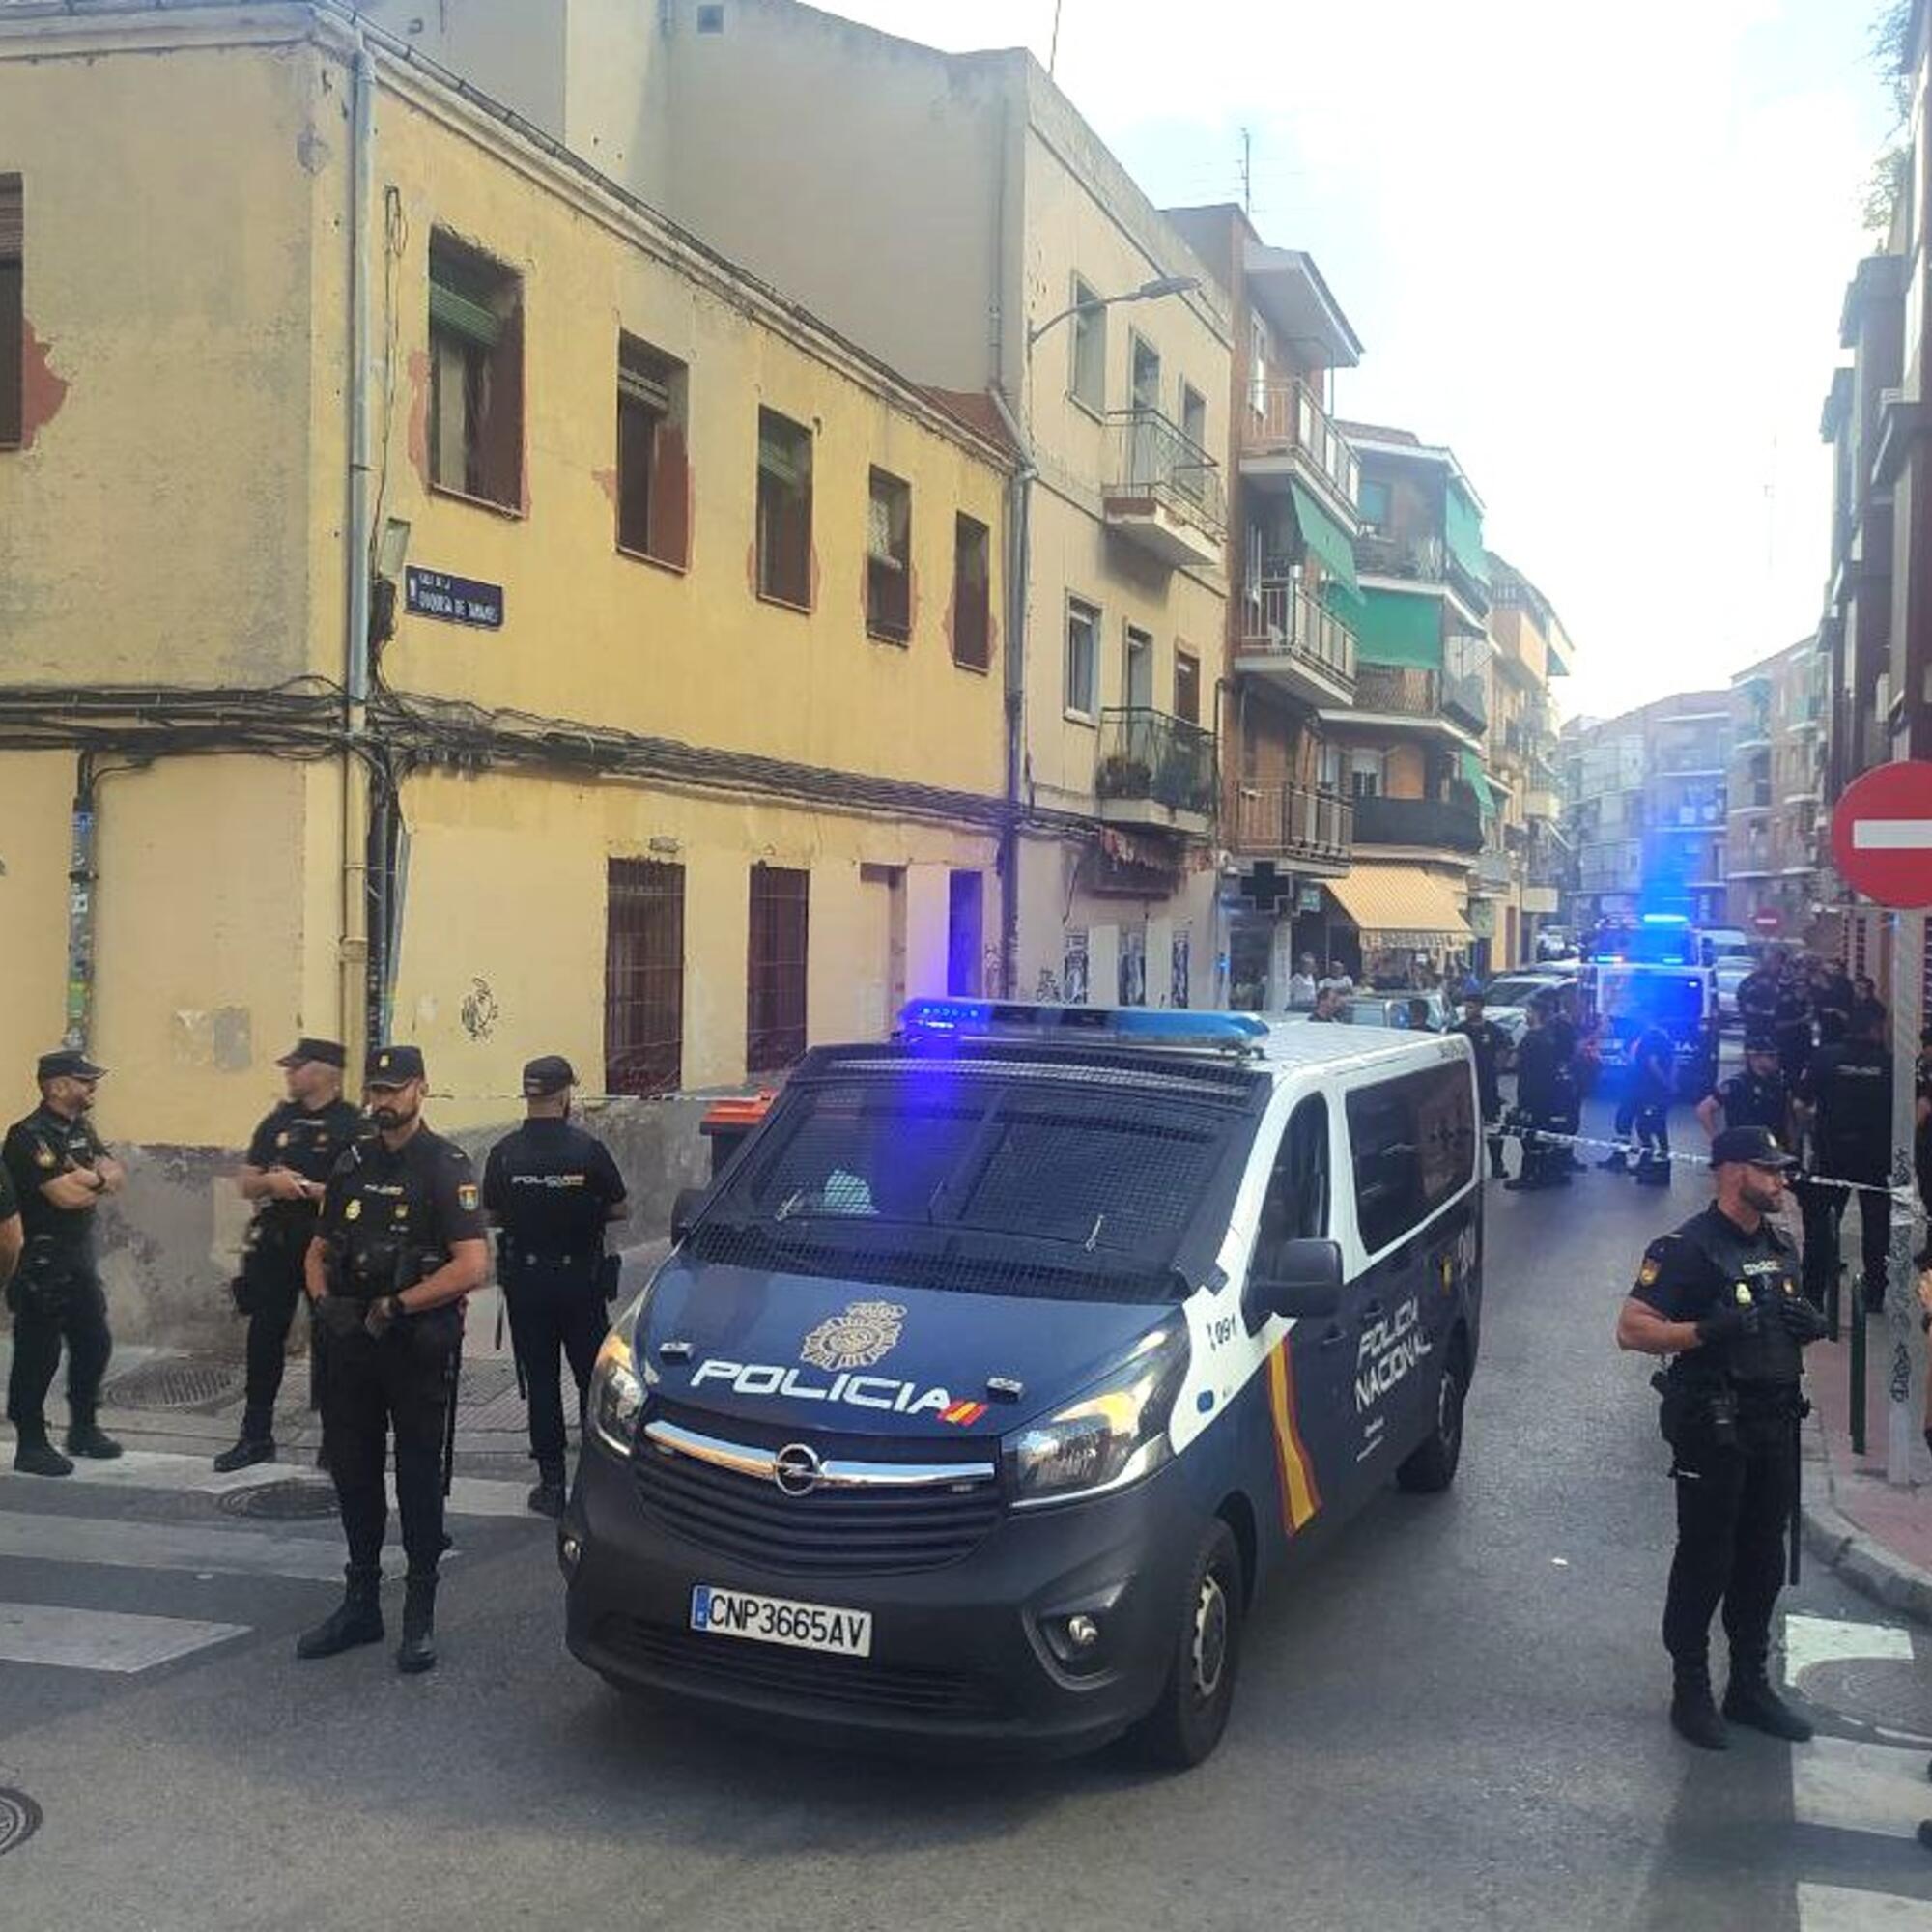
[1801,1417,1932,1628]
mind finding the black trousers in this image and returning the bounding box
[1800,1171,1889,1306]
[1634,1101,1671,1162]
[505,1265,608,1471]
[7,1263,111,1438]
[1662,1409,1796,1670]
[238,1228,308,1441]
[320,1306,462,1580]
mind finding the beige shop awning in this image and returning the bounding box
[1326,863,1473,948]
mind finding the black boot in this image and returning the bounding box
[1723,1663,1814,1743]
[296,1569,384,1659]
[213,1436,276,1473]
[396,1574,438,1674]
[13,1428,72,1479]
[1597,1149,1630,1173]
[65,1418,123,1460]
[1670,1662,1729,1750]
[526,1462,567,1519]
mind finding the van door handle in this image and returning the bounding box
[1319,1324,1350,1350]
[1357,1300,1384,1324]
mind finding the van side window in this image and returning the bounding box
[1255,1095,1328,1277]
[1346,1065,1475,1256]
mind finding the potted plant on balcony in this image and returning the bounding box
[1097,752,1151,800]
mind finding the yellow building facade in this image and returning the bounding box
[0,3,1010,1336]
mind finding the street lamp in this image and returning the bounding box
[1026,273,1201,350]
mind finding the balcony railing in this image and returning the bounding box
[1237,579,1358,687]
[1354,529,1491,618]
[1353,790,1485,854]
[1103,409,1227,540]
[1244,382,1359,507]
[1352,665,1488,734]
[1094,707,1217,820]
[1230,781,1353,864]
[1474,847,1514,890]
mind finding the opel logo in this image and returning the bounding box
[772,1442,822,1498]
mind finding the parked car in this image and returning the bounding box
[1477,972,1568,1062]
[1342,991,1454,1034]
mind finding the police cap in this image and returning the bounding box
[522,1054,576,1098]
[364,1043,426,1088]
[1743,1032,1778,1055]
[1710,1125,1797,1172]
[276,1037,347,1069]
[37,1048,105,1084]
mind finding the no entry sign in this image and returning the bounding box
[1831,760,1932,908]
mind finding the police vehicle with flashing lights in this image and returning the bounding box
[560,1002,1484,1767]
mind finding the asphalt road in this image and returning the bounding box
[1,1102,1929,1931]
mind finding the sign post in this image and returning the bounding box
[1831,761,1932,1489]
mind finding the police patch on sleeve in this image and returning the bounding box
[457,1183,479,1212]
[1636,1255,1661,1288]
[33,1143,56,1170]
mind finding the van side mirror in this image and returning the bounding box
[670,1184,710,1246]
[1247,1237,1345,1321]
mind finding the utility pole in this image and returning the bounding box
[1239,128,1252,213]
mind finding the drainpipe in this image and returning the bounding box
[340,29,377,1057]
[988,386,1035,1000]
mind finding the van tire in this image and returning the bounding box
[1129,1519,1243,1770]
[1397,1340,1467,1493]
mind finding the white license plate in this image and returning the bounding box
[690,1585,873,1658]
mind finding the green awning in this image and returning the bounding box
[1355,587,1442,668]
[1459,749,1496,818]
[1290,480,1359,598]
[1445,481,1488,590]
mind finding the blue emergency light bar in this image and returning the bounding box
[899,1000,1268,1048]
[1639,913,1689,925]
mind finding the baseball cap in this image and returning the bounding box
[364,1044,426,1088]
[1711,1125,1797,1172]
[276,1037,347,1069]
[522,1054,576,1098]
[37,1048,105,1083]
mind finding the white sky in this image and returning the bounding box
[814,0,1896,721]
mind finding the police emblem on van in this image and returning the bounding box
[800,1299,907,1372]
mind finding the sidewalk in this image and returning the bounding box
[1804,1313,1932,1625]
[0,1238,674,1484]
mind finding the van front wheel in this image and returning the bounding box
[1397,1342,1466,1493]
[1129,1518,1243,1770]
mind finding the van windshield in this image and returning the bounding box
[690,1065,1251,1301]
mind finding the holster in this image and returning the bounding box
[6,1237,76,1319]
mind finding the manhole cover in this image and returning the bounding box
[456,1361,521,1409]
[217,1480,339,1520]
[0,1788,43,1858]
[101,1359,244,1411]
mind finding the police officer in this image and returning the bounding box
[1616,1125,1829,1749]
[3,1051,126,1477]
[298,1045,488,1673]
[1735,953,1780,1044]
[214,1038,363,1472]
[1506,991,1570,1190]
[0,1155,20,1296]
[482,1056,629,1517]
[1797,999,1892,1314]
[1451,991,1510,1180]
[1697,1035,1792,1147]
[1773,956,1815,1091]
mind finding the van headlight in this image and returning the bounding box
[587,1284,653,1456]
[1007,1322,1190,1506]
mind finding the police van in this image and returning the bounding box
[560,1002,1483,1766]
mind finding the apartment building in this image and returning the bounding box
[1726,639,1826,942]
[1564,694,1731,933]
[0,2,1012,1335]
[1314,423,1492,976]
[1163,204,1362,1008]
[1479,556,1574,967]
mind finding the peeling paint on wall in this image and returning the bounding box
[17,321,70,449]
[170,1007,251,1069]
[459,976,499,1039]
[406,346,431,489]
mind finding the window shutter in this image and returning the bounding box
[759,420,807,487]
[429,278,502,349]
[0,178,21,263]
[618,363,669,411]
[867,492,895,562]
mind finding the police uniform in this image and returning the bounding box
[300,1045,486,1673]
[1451,1012,1509,1179]
[1798,1028,1892,1312]
[1735,966,1779,1039]
[1630,1022,1677,1182]
[1706,1062,1791,1141]
[1773,979,1815,1090]
[482,1055,628,1514]
[1630,1131,1825,1747]
[219,1038,362,1469]
[3,1050,119,1473]
[1507,1009,1570,1189]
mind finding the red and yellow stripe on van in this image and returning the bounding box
[1264,1340,1321,1535]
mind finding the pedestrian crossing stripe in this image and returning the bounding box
[1264,1340,1321,1535]
[0,1604,248,1673]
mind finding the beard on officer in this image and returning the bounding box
[1615,1124,1829,1751]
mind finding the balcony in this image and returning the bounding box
[1235,580,1357,707]
[1101,409,1227,570]
[1241,382,1359,520]
[1524,785,1562,820]
[1329,665,1487,741]
[1355,530,1490,624]
[1472,847,1514,893]
[1229,781,1353,867]
[1094,707,1217,834]
[1353,790,1485,856]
